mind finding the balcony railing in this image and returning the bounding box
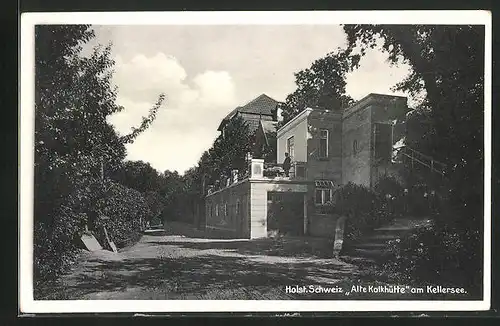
[263,161,307,179]
[206,160,308,196]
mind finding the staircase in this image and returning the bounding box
[394,145,448,178]
[342,146,446,264]
[341,217,433,264]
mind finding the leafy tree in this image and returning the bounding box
[216,116,254,177]
[34,24,165,281]
[343,25,484,171]
[281,48,360,124]
[161,170,185,221]
[260,132,277,163]
[161,117,254,225]
[35,25,164,224]
[190,116,253,189]
[93,180,151,246]
[144,191,165,222]
[119,93,166,144]
[110,160,163,193]
[110,160,165,223]
[343,24,485,289]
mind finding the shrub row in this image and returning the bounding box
[34,177,157,284]
[384,223,482,292]
[332,175,482,293]
[335,176,403,244]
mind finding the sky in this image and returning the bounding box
[89,25,412,175]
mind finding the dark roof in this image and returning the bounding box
[218,94,279,130]
[239,94,278,116]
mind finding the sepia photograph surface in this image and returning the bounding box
[19,11,491,313]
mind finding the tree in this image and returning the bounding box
[192,116,254,188]
[343,25,484,170]
[161,170,185,221]
[34,24,165,281]
[216,116,254,177]
[110,160,163,194]
[343,24,484,223]
[280,48,360,124]
[144,191,165,222]
[343,24,485,289]
[35,25,165,225]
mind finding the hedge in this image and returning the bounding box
[334,182,394,244]
[34,177,153,284]
[384,223,482,294]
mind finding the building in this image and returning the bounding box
[217,93,280,136]
[217,93,280,163]
[205,93,409,239]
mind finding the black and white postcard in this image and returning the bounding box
[19,11,492,313]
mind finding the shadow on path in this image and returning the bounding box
[38,232,396,300]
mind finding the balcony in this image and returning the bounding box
[263,161,307,180]
[205,159,308,196]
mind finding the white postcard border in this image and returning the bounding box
[19,10,492,313]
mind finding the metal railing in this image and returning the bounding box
[398,146,447,177]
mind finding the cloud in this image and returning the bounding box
[108,52,238,174]
[97,26,414,174]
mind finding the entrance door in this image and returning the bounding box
[267,192,304,236]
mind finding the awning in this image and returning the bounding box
[315,180,334,188]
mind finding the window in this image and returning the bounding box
[314,180,334,205]
[287,136,295,160]
[353,140,359,155]
[319,129,328,158]
[215,204,219,217]
[236,200,240,216]
[315,188,332,205]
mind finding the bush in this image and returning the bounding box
[374,175,406,218]
[334,179,406,245]
[384,222,482,293]
[34,177,152,284]
[93,180,151,247]
[335,183,391,244]
[144,191,164,221]
[34,177,99,283]
[34,221,81,284]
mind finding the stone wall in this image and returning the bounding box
[369,96,408,185]
[205,180,251,238]
[306,110,343,184]
[341,94,408,188]
[341,104,373,187]
[249,180,309,239]
[277,109,310,163]
[205,177,309,239]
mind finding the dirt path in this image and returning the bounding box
[38,229,393,300]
